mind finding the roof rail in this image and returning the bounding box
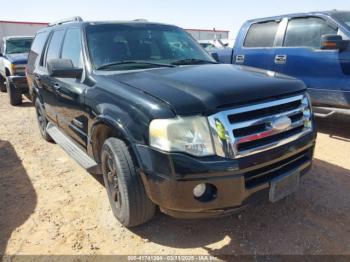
[48,16,83,27]
[133,19,148,22]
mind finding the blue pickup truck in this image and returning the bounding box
[217,11,350,117]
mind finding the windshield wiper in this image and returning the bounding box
[171,59,218,65]
[96,61,175,70]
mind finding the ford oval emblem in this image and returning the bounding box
[270,116,292,131]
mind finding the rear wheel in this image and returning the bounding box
[35,98,53,142]
[7,80,22,106]
[101,137,156,227]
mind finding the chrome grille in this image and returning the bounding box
[14,65,26,76]
[208,94,313,159]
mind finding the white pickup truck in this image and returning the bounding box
[0,36,33,105]
[0,20,47,105]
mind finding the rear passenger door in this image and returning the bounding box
[274,16,348,108]
[234,20,280,71]
[27,31,50,102]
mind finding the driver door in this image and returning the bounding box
[274,16,349,108]
[51,27,89,148]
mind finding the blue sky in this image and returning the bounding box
[2,0,349,36]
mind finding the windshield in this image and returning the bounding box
[86,23,214,70]
[5,38,33,54]
[332,12,350,30]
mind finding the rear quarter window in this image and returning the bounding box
[244,21,279,48]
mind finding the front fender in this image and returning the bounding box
[87,104,153,164]
[3,60,13,75]
[93,102,152,144]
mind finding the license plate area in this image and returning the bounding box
[269,169,300,203]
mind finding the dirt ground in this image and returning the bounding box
[0,92,350,257]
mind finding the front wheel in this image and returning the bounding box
[7,80,22,106]
[101,138,156,227]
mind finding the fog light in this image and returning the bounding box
[193,183,206,198]
[193,183,217,203]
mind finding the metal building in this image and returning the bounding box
[0,20,48,41]
[186,28,230,41]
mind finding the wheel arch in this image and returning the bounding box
[89,116,142,168]
[5,67,11,76]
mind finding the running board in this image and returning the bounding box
[313,106,350,118]
[46,122,99,173]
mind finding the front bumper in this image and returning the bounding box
[6,76,29,94]
[135,131,316,218]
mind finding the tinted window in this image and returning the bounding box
[284,17,337,48]
[31,32,49,55]
[27,31,49,71]
[244,21,279,47]
[5,38,33,54]
[46,30,65,64]
[86,24,213,69]
[61,28,82,68]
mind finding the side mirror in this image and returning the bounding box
[0,53,3,57]
[47,59,82,78]
[321,34,348,51]
[211,52,219,62]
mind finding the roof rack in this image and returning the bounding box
[133,19,148,22]
[48,16,83,27]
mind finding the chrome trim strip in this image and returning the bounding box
[235,119,306,145]
[231,106,307,130]
[237,129,312,158]
[219,95,303,116]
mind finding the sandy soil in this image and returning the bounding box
[0,93,350,257]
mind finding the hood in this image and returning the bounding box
[5,53,28,64]
[100,64,306,115]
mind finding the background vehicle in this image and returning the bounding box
[0,36,33,105]
[0,21,47,105]
[216,11,350,117]
[198,39,226,51]
[27,17,316,227]
[198,40,234,64]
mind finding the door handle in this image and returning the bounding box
[235,55,245,63]
[275,55,287,64]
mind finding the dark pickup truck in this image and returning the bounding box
[27,17,316,227]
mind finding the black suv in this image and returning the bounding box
[27,17,316,227]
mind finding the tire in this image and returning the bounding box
[0,75,6,92]
[7,80,22,106]
[101,137,156,227]
[35,98,53,142]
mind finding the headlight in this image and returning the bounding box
[149,116,215,157]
